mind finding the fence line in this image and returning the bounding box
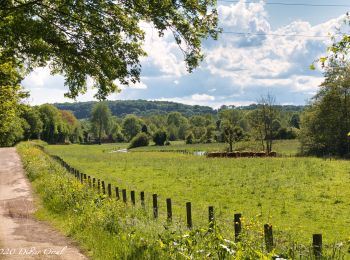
[43,146,326,257]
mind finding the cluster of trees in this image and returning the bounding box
[83,101,300,152]
[0,103,83,147]
[300,64,350,156]
[1,98,300,150]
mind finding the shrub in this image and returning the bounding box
[128,133,149,149]
[185,132,194,144]
[153,130,167,146]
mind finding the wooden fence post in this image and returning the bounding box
[84,174,87,183]
[92,178,95,188]
[186,202,192,229]
[166,198,172,222]
[140,192,145,208]
[234,213,242,241]
[101,181,105,194]
[107,183,112,197]
[313,234,322,259]
[122,189,127,203]
[131,191,135,205]
[115,187,120,200]
[97,179,100,193]
[80,172,83,184]
[88,176,91,187]
[264,224,274,253]
[152,194,158,219]
[208,206,214,230]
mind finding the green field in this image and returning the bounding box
[46,140,350,244]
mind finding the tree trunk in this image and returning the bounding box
[98,118,102,145]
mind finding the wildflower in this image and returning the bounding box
[224,239,235,245]
[219,244,235,255]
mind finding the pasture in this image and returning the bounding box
[46,140,350,244]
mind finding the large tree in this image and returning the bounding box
[300,64,350,156]
[1,0,219,99]
[122,114,143,141]
[39,104,64,143]
[90,102,113,144]
[0,56,28,146]
[248,94,279,153]
[22,106,43,140]
[303,15,350,156]
[218,108,242,151]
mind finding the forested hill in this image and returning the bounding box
[54,100,305,119]
[53,100,216,119]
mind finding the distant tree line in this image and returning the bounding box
[54,100,216,119]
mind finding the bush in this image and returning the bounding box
[185,132,194,144]
[275,127,299,140]
[153,130,167,146]
[128,133,149,149]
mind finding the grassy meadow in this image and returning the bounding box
[45,140,350,244]
[23,141,349,259]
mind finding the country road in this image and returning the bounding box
[0,148,88,260]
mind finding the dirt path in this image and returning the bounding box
[0,148,88,260]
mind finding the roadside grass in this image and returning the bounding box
[45,141,350,244]
[16,142,164,259]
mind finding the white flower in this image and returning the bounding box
[219,244,235,255]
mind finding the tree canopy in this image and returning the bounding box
[1,0,219,99]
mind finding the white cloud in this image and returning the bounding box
[20,1,347,106]
[141,22,187,77]
[22,67,53,88]
[156,95,254,108]
[156,93,215,106]
[218,0,270,46]
[130,81,148,89]
[203,1,345,95]
[291,75,323,94]
[191,94,215,101]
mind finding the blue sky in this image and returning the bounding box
[22,0,350,108]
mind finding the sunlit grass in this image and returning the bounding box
[46,141,350,244]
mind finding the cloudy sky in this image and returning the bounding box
[22,0,350,108]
